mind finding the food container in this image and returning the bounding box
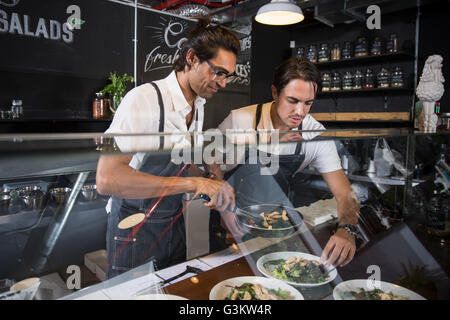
[50,187,72,205]
[353,69,363,89]
[235,204,303,238]
[343,71,354,90]
[438,113,450,131]
[386,33,399,53]
[318,43,330,62]
[321,73,331,91]
[331,72,341,91]
[342,41,353,59]
[363,68,375,88]
[331,42,341,61]
[391,66,405,88]
[17,185,47,210]
[370,36,383,55]
[355,36,369,57]
[81,184,98,201]
[21,191,46,211]
[377,67,391,88]
[0,192,11,213]
[296,47,305,58]
[306,44,317,63]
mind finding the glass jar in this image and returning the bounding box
[331,72,341,91]
[306,44,318,63]
[11,99,23,119]
[391,66,405,88]
[363,68,375,88]
[321,72,331,91]
[355,36,369,57]
[353,69,363,89]
[386,33,399,53]
[342,71,354,90]
[331,42,341,61]
[342,41,353,59]
[318,43,330,62]
[296,46,305,58]
[377,67,391,88]
[92,92,108,119]
[370,36,383,55]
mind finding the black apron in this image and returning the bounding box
[106,82,189,278]
[209,104,306,250]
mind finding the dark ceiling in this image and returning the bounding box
[122,0,446,33]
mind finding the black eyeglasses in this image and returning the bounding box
[205,60,236,82]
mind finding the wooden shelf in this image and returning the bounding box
[317,87,413,96]
[311,51,415,68]
[310,112,411,122]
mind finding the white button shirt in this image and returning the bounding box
[218,101,342,174]
[105,70,206,169]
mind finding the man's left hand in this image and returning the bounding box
[320,228,356,267]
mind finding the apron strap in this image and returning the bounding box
[150,82,165,149]
[255,104,263,147]
[294,121,303,155]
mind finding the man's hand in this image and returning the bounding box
[220,210,245,244]
[320,228,356,267]
[193,177,235,212]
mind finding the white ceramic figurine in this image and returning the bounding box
[416,54,445,132]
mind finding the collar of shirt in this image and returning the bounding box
[166,71,206,117]
[259,101,299,132]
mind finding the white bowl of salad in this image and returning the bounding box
[256,251,337,287]
[209,276,304,300]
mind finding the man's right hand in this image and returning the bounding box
[193,177,235,212]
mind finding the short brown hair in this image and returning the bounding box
[272,57,322,95]
[173,18,241,72]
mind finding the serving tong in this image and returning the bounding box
[135,265,204,296]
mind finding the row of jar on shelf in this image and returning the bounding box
[321,66,405,92]
[296,33,400,63]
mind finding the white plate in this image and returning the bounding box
[256,251,337,287]
[209,276,304,300]
[136,294,188,300]
[333,279,426,300]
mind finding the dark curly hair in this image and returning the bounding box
[272,57,322,95]
[173,18,241,72]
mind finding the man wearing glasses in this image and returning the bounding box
[96,19,239,278]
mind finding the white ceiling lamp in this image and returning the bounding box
[255,0,304,26]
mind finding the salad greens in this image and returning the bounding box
[264,257,328,284]
[341,288,410,300]
[225,282,292,300]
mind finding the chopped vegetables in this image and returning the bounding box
[225,282,292,300]
[264,257,328,284]
[341,288,411,300]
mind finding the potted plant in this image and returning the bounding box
[393,261,437,299]
[101,72,134,115]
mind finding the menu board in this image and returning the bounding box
[0,0,134,78]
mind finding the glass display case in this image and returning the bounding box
[0,129,449,301]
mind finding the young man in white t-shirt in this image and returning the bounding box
[216,57,360,268]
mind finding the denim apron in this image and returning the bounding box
[226,103,306,207]
[210,104,306,250]
[106,83,188,278]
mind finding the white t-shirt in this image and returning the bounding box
[105,70,206,170]
[218,101,342,174]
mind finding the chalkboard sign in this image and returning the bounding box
[0,0,134,78]
[137,11,195,84]
[137,10,251,94]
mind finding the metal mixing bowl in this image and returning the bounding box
[81,184,97,201]
[236,204,304,238]
[50,187,72,205]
